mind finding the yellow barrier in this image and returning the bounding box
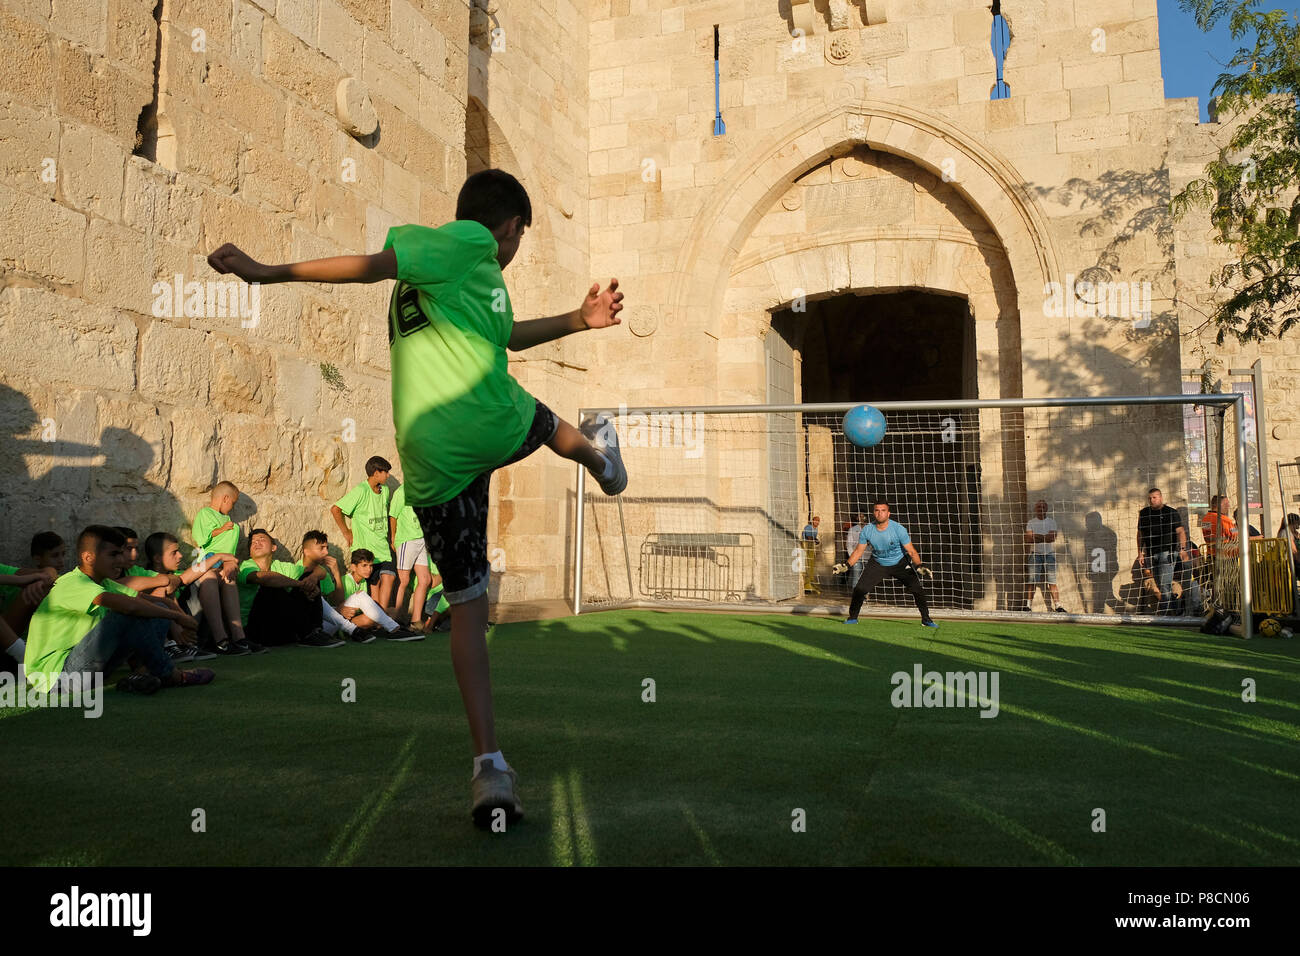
[1213,538,1296,615]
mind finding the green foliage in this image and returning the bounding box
[320,362,348,394]
[1169,2,1300,343]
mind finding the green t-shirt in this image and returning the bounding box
[384,222,535,507]
[389,484,423,546]
[336,481,393,563]
[25,570,134,688]
[193,507,239,555]
[236,559,303,624]
[0,562,20,613]
[128,565,157,578]
[343,573,367,599]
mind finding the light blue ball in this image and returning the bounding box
[843,405,887,448]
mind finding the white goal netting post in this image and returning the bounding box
[573,395,1254,633]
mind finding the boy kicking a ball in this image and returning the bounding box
[209,169,627,827]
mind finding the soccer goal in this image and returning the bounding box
[572,394,1258,635]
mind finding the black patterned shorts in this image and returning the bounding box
[412,399,559,604]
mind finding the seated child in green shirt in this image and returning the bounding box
[24,525,213,693]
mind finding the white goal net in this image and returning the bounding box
[574,396,1252,626]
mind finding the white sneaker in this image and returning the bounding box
[582,414,627,496]
[471,763,524,829]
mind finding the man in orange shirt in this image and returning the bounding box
[1201,494,1237,558]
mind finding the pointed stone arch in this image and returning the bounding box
[667,98,1060,338]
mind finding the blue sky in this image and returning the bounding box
[1157,0,1300,121]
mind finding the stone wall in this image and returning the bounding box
[0,0,591,598]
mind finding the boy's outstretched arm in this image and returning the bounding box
[208,244,398,285]
[508,278,622,351]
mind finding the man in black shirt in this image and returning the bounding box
[1137,487,1192,616]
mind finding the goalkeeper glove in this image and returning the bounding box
[833,563,849,574]
[914,565,933,580]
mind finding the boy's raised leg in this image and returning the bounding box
[548,417,626,495]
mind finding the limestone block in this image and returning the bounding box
[403,123,448,194]
[318,0,363,74]
[122,157,202,244]
[55,41,151,147]
[1063,56,1123,89]
[202,61,286,150]
[51,0,107,53]
[59,122,130,219]
[247,283,302,348]
[85,219,155,312]
[276,0,317,45]
[0,99,60,198]
[263,19,343,112]
[0,8,54,103]
[218,417,295,493]
[300,295,354,366]
[272,353,322,427]
[0,183,86,284]
[1109,79,1164,113]
[242,144,312,213]
[139,321,212,403]
[337,0,387,33]
[108,0,157,75]
[94,397,170,494]
[1057,115,1131,152]
[301,431,348,501]
[202,190,290,264]
[391,0,446,81]
[170,411,218,493]
[211,335,271,414]
[168,0,232,49]
[908,15,953,52]
[174,109,242,190]
[231,1,263,75]
[362,32,420,117]
[1025,89,1071,125]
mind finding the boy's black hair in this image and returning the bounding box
[455,169,532,232]
[114,526,139,541]
[365,456,392,476]
[350,548,376,565]
[144,532,179,570]
[30,531,63,556]
[77,525,126,555]
[302,530,329,547]
[249,528,273,544]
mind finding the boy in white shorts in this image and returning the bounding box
[389,481,435,629]
[320,548,424,643]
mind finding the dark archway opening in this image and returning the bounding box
[770,289,984,610]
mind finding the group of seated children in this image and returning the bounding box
[1,457,455,696]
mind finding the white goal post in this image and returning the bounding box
[572,394,1255,636]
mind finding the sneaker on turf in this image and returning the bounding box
[188,645,218,661]
[385,626,426,643]
[212,639,250,657]
[117,673,162,695]
[237,638,268,654]
[471,763,524,829]
[299,628,345,648]
[843,618,858,624]
[350,627,378,644]
[166,642,198,664]
[581,414,627,496]
[921,619,939,629]
[171,667,215,687]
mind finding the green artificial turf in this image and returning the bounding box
[4,611,1298,866]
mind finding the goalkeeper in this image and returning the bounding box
[834,500,937,628]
